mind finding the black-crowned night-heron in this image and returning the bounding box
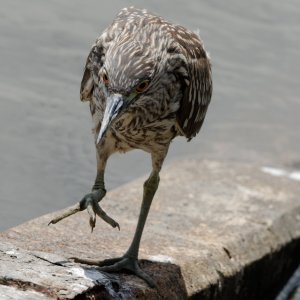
[50,7,212,287]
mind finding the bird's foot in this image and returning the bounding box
[48,189,120,232]
[72,256,156,288]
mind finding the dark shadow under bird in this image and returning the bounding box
[49,7,212,287]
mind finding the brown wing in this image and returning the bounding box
[175,29,212,140]
[80,28,107,102]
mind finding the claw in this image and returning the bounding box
[71,256,156,288]
[98,257,156,288]
[48,190,119,231]
[87,204,96,232]
[48,203,81,225]
[91,200,120,230]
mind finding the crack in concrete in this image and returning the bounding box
[31,253,69,268]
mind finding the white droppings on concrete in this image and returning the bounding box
[149,254,174,263]
[261,167,300,182]
[261,167,288,177]
[289,171,300,181]
[5,250,17,256]
[69,267,108,282]
[70,267,133,298]
[70,267,87,278]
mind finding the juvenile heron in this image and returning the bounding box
[50,7,212,287]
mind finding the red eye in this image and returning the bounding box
[136,80,150,93]
[102,72,109,85]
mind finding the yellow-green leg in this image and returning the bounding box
[74,170,160,287]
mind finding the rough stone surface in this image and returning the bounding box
[1,159,300,299]
[0,285,52,300]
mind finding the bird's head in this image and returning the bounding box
[96,39,159,144]
[96,72,151,144]
[95,35,188,145]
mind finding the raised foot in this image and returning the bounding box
[72,256,156,288]
[48,190,120,232]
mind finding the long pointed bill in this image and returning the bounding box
[97,93,124,144]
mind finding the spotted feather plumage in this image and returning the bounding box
[80,7,212,152]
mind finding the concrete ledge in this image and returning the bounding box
[1,159,300,299]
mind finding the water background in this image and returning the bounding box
[1,0,300,231]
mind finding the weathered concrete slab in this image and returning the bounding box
[1,159,300,299]
[0,285,52,300]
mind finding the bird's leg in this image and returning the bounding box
[79,169,120,231]
[49,168,119,231]
[74,170,160,287]
[124,170,160,259]
[72,150,167,287]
